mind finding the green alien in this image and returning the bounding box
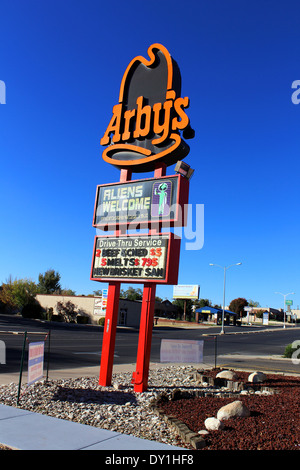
[154,182,169,215]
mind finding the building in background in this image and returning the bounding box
[36,294,180,328]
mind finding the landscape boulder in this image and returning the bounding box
[217,400,250,421]
[204,417,224,431]
[216,370,238,380]
[248,371,267,383]
[198,430,210,436]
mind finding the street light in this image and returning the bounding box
[275,292,295,328]
[209,262,242,334]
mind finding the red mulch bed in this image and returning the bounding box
[159,369,300,450]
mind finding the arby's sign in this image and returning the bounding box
[92,43,195,392]
[100,43,194,172]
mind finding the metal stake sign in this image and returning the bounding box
[91,43,194,392]
[28,341,44,385]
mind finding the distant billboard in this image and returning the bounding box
[173,284,200,299]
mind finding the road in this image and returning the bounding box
[1,314,300,378]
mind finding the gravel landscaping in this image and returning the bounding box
[159,369,300,450]
[0,366,299,450]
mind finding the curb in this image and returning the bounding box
[203,326,300,336]
[151,402,206,450]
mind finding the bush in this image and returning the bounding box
[21,301,44,319]
[283,343,298,358]
[56,300,77,323]
[255,309,264,319]
[51,314,63,322]
[46,307,54,321]
[77,315,89,324]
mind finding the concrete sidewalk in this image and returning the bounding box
[0,403,183,450]
[0,363,187,450]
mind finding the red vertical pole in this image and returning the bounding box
[133,283,156,392]
[120,168,132,183]
[99,167,132,386]
[99,282,120,386]
[133,163,166,393]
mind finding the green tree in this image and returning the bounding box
[0,277,38,313]
[60,288,76,296]
[38,269,61,294]
[193,298,212,309]
[255,309,264,319]
[229,297,248,317]
[172,298,193,320]
[93,289,102,296]
[120,286,143,301]
[248,299,260,307]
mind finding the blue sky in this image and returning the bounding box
[0,0,299,310]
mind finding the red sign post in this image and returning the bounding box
[91,44,194,392]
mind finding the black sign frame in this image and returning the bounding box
[90,232,181,285]
[93,174,189,231]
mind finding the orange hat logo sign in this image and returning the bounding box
[100,43,195,173]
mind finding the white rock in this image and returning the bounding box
[182,376,191,383]
[204,417,224,431]
[217,400,250,421]
[248,371,266,383]
[113,382,123,390]
[216,370,238,380]
[261,390,273,396]
[198,429,210,435]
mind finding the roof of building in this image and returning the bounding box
[195,306,237,315]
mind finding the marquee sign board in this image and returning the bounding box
[90,232,180,285]
[100,43,194,172]
[93,174,189,230]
